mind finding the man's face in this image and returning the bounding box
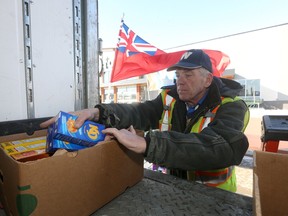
[175,68,213,106]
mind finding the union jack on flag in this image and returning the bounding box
[110,20,230,82]
[117,22,164,56]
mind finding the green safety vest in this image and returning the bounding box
[159,89,250,192]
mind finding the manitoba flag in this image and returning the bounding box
[110,21,230,82]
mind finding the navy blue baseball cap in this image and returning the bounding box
[167,49,212,73]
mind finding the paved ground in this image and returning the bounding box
[235,153,253,197]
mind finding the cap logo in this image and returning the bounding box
[181,51,193,60]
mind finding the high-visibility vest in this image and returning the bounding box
[159,89,249,192]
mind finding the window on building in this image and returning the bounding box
[236,79,260,104]
[103,88,114,103]
[117,86,137,103]
[140,85,147,102]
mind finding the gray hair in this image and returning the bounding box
[199,67,211,77]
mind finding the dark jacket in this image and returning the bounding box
[96,77,249,172]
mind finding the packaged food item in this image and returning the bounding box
[52,111,106,147]
[0,136,48,161]
[11,149,49,162]
[46,123,86,152]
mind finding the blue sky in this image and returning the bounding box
[98,0,288,50]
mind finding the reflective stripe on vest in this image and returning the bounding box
[153,90,176,173]
[191,105,220,133]
[159,89,176,131]
[194,166,234,187]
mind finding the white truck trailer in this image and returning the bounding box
[0,0,101,121]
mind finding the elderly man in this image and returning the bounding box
[41,49,249,192]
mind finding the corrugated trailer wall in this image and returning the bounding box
[0,0,100,121]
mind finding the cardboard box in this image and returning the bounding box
[0,129,144,216]
[253,151,288,216]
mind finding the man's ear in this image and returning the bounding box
[205,73,214,88]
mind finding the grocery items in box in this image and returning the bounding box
[0,136,48,161]
[46,123,86,152]
[53,111,106,147]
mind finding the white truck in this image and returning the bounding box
[0,0,101,122]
